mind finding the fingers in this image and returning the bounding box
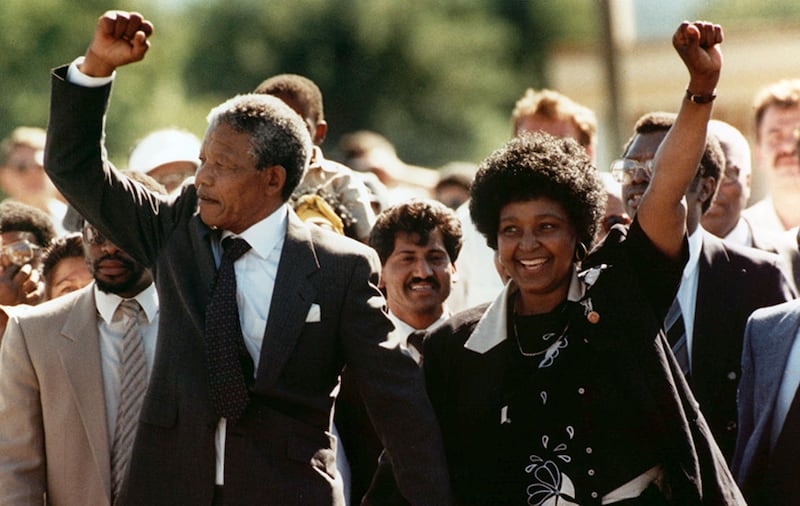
[99,10,154,43]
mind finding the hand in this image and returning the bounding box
[0,264,44,306]
[80,10,154,77]
[672,21,723,95]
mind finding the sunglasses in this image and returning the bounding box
[83,224,109,246]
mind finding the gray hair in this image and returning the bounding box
[206,94,312,200]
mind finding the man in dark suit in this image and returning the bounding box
[336,199,462,503]
[44,11,450,506]
[616,111,796,461]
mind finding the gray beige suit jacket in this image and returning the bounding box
[731,298,800,504]
[45,66,450,506]
[0,284,112,506]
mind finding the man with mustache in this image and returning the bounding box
[0,206,158,504]
[742,79,800,235]
[336,199,462,503]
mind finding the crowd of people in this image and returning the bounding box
[0,10,799,506]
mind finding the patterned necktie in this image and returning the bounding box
[111,299,147,502]
[665,299,690,376]
[205,237,253,423]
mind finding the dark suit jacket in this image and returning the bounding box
[731,299,800,504]
[422,222,745,505]
[45,66,451,506]
[690,231,795,461]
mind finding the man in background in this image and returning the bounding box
[337,199,461,503]
[742,79,800,235]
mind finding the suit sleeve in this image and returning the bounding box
[44,65,182,267]
[339,250,452,506]
[0,317,46,505]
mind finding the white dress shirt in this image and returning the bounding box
[674,227,704,372]
[212,205,288,484]
[722,217,753,248]
[95,282,160,447]
[386,310,448,365]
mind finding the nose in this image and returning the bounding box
[629,165,652,184]
[412,258,434,278]
[100,239,122,256]
[194,162,211,187]
[519,230,540,251]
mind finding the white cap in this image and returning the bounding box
[128,129,202,174]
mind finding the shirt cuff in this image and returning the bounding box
[66,56,115,87]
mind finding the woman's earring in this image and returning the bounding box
[574,242,588,262]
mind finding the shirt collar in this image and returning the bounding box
[724,217,752,247]
[464,266,583,354]
[221,203,288,260]
[95,282,159,324]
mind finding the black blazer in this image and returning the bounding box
[690,231,795,461]
[422,223,745,505]
[45,66,451,506]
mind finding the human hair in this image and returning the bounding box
[369,199,463,265]
[469,133,604,250]
[753,79,800,140]
[0,127,46,166]
[0,200,56,247]
[511,88,597,149]
[623,111,724,213]
[41,233,85,293]
[254,74,325,127]
[206,94,312,201]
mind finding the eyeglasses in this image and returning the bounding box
[610,159,655,184]
[0,236,42,267]
[83,224,108,246]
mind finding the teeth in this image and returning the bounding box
[410,284,434,291]
[519,258,546,268]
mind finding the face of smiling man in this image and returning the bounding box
[379,229,455,330]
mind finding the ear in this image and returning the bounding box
[449,262,459,284]
[261,165,287,197]
[699,176,717,205]
[314,120,328,146]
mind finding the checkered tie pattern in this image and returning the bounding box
[111,299,146,502]
[204,237,253,423]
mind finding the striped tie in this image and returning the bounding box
[111,299,147,502]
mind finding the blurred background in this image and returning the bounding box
[2,0,799,200]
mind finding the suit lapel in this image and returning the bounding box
[190,214,218,295]
[255,212,319,388]
[757,308,800,419]
[55,285,112,498]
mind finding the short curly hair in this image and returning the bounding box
[369,199,463,265]
[469,132,604,250]
[0,200,56,248]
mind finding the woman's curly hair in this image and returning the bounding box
[469,132,605,250]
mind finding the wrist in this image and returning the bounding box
[79,50,116,78]
[685,88,717,104]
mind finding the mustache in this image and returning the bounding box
[93,253,135,271]
[408,276,440,289]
